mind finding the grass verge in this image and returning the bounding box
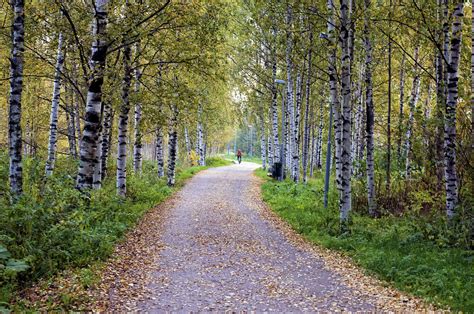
[0,154,231,310]
[255,168,473,312]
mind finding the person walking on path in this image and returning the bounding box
[236,149,242,164]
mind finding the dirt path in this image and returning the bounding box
[99,162,427,312]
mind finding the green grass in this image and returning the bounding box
[255,168,473,312]
[0,153,230,309]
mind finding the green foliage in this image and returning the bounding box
[0,153,230,306]
[255,169,474,311]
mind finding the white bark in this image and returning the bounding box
[167,104,179,186]
[364,0,376,216]
[184,125,191,159]
[133,43,143,174]
[45,31,65,176]
[404,47,421,178]
[156,127,164,177]
[93,116,103,189]
[397,53,406,159]
[76,0,109,190]
[444,2,464,218]
[65,86,78,158]
[293,68,303,182]
[286,3,296,180]
[197,103,205,166]
[8,0,25,197]
[260,118,267,170]
[100,103,112,180]
[340,0,352,227]
[116,41,132,197]
[302,32,312,183]
[271,38,279,164]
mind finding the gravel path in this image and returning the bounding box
[102,162,427,312]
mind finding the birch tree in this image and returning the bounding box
[167,104,179,186]
[8,0,25,198]
[324,0,338,209]
[397,53,406,159]
[285,3,296,181]
[116,39,132,197]
[45,30,65,176]
[133,43,143,174]
[197,102,205,166]
[444,2,464,218]
[156,126,165,177]
[76,0,109,191]
[302,27,313,183]
[404,47,421,178]
[364,0,376,216]
[100,103,113,180]
[339,0,353,228]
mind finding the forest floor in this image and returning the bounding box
[48,161,432,312]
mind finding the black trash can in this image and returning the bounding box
[272,162,282,179]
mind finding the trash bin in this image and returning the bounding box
[272,162,282,179]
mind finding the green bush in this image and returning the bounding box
[255,168,473,311]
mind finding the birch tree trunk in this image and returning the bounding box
[116,42,132,197]
[92,117,103,189]
[156,127,165,177]
[197,103,205,166]
[324,0,338,208]
[316,102,324,169]
[8,0,25,198]
[309,126,316,177]
[364,0,376,217]
[45,31,65,176]
[76,0,109,191]
[133,43,143,174]
[339,0,353,228]
[286,3,296,181]
[444,2,464,218]
[100,103,112,180]
[302,31,313,183]
[271,37,279,165]
[404,47,421,178]
[184,125,191,159]
[293,68,302,182]
[167,104,179,186]
[260,116,267,170]
[267,134,273,166]
[397,53,406,159]
[65,86,78,158]
[353,69,363,176]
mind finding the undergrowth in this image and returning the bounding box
[0,152,230,309]
[255,168,473,312]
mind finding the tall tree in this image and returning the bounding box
[339,0,353,228]
[364,0,376,217]
[167,103,179,186]
[302,26,313,183]
[444,2,464,218]
[324,0,338,209]
[45,29,65,176]
[76,0,109,190]
[8,0,25,198]
[116,37,132,197]
[404,47,421,178]
[133,43,143,174]
[285,3,296,181]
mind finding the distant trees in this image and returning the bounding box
[233,0,473,228]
